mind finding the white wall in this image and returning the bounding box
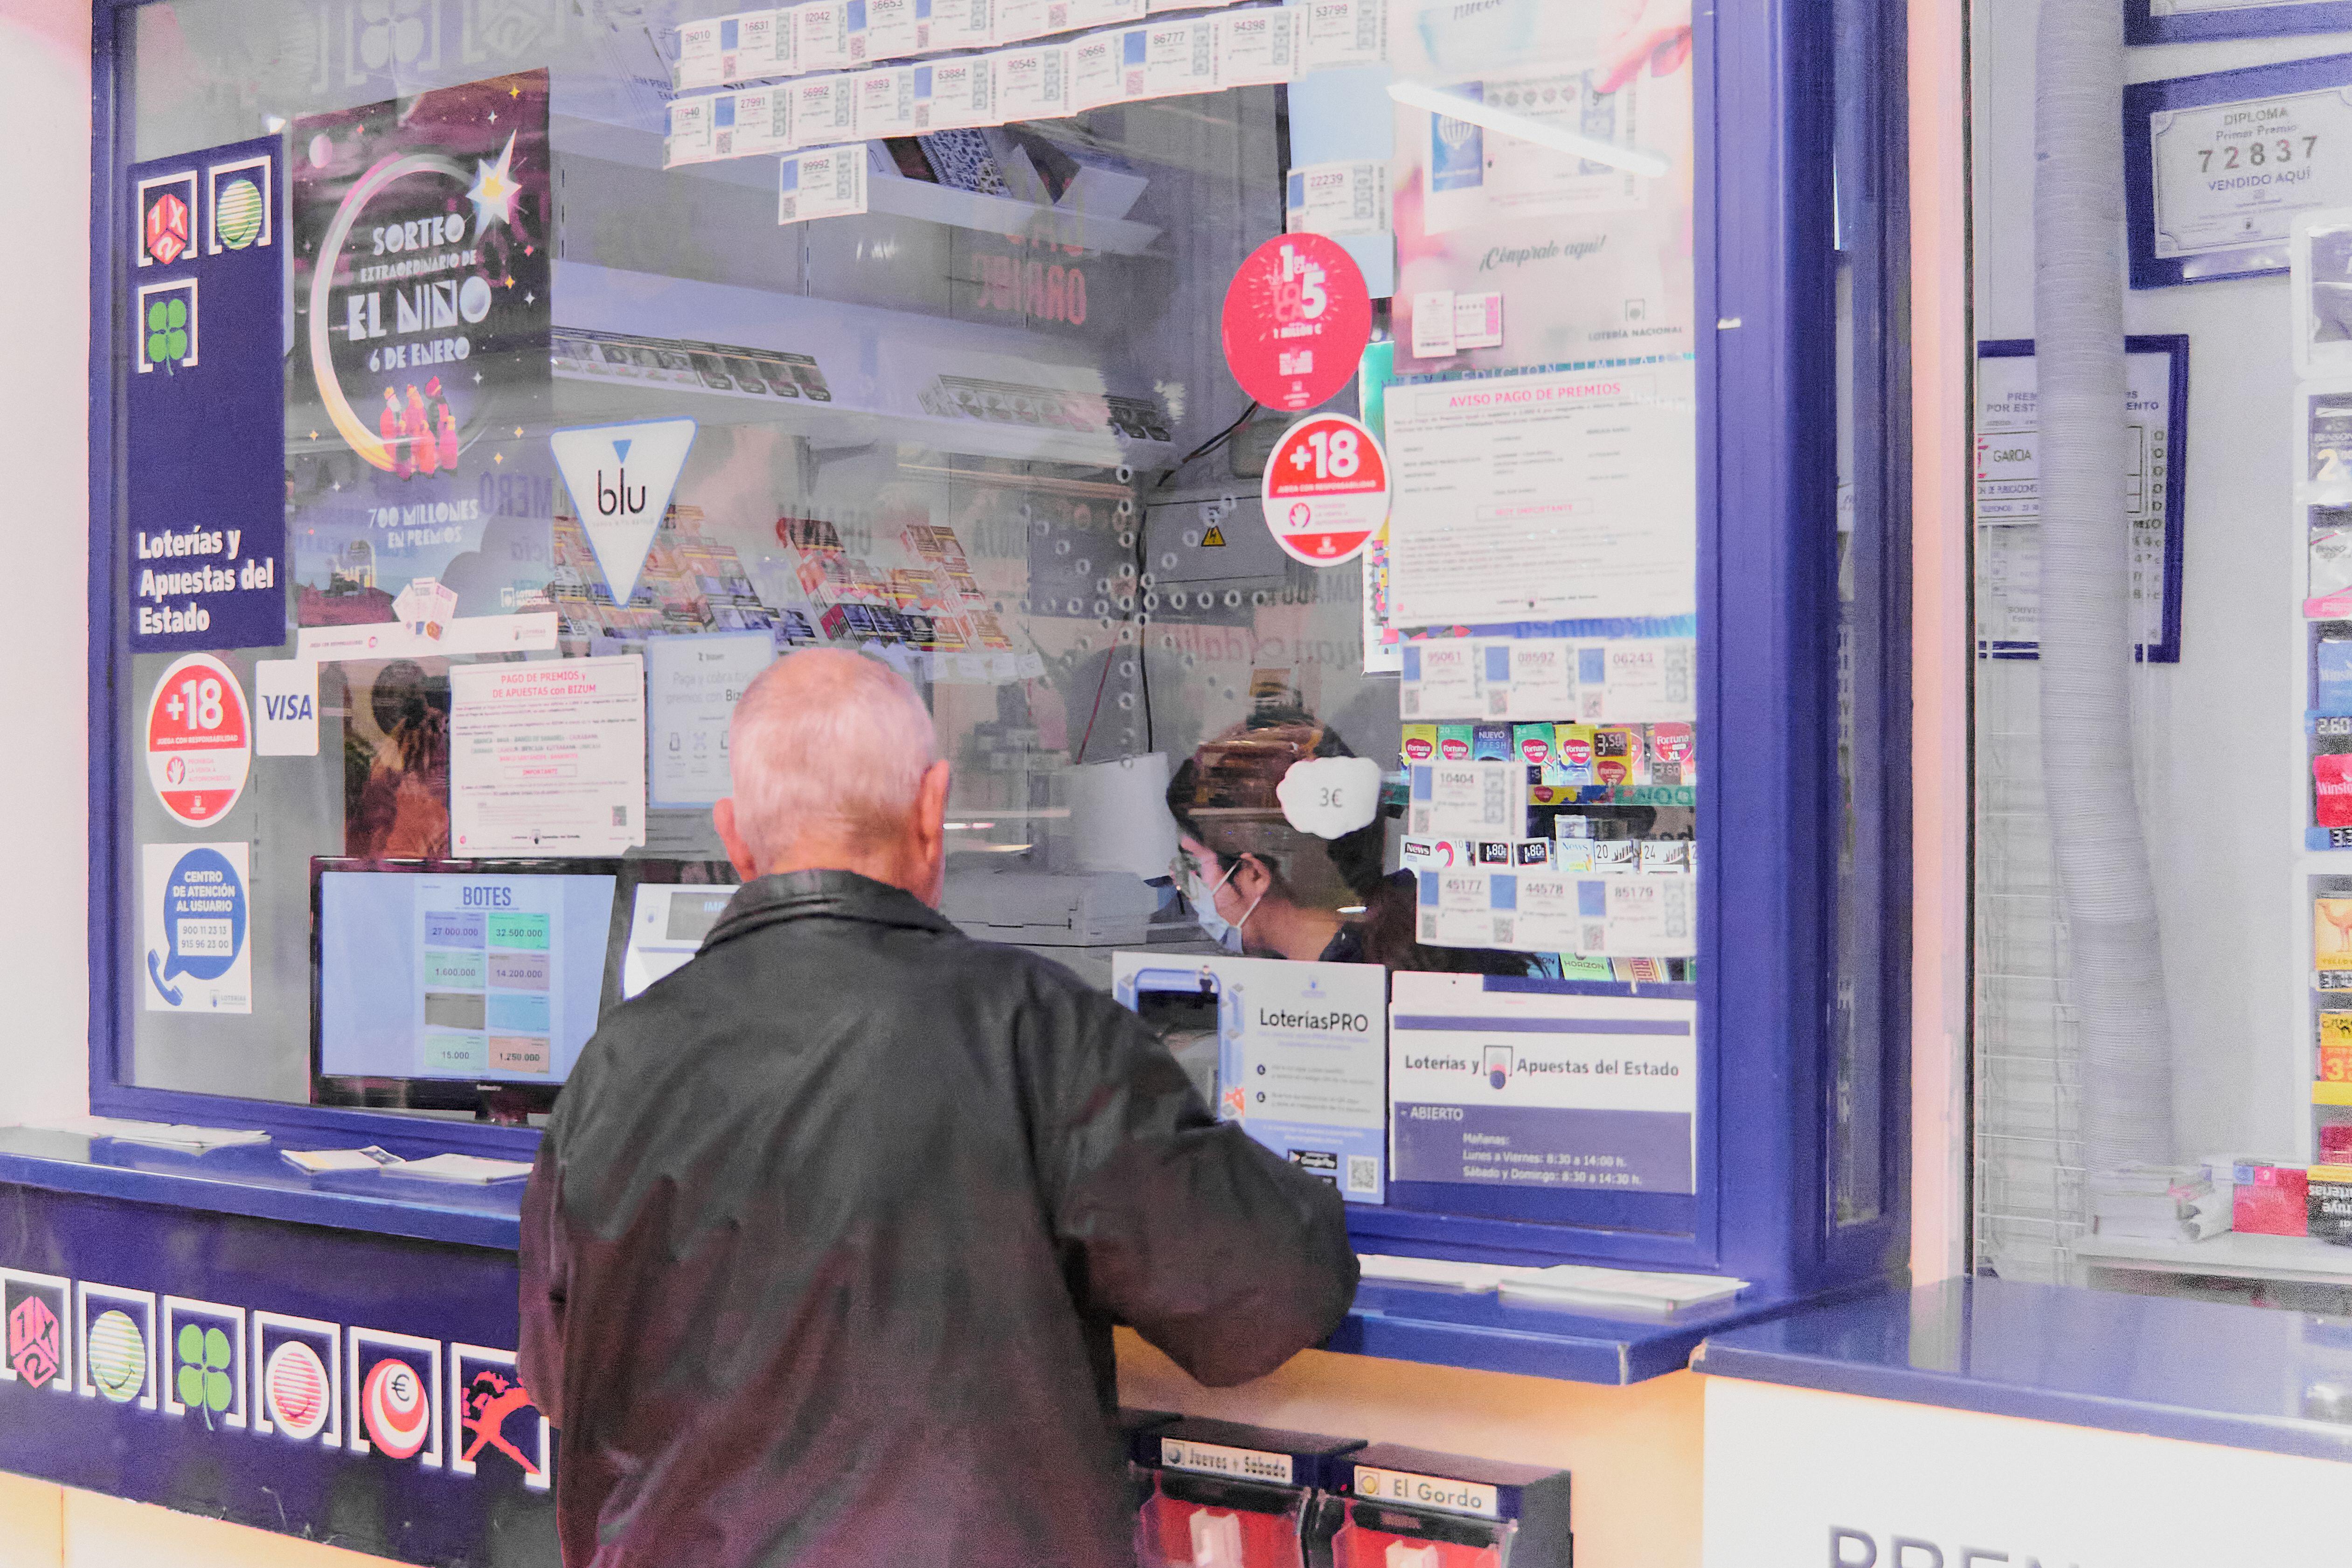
[0,0,92,1127]
[1972,9,2339,1163]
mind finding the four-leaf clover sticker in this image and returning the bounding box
[176,1323,232,1428]
[146,296,189,368]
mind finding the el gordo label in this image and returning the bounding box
[1352,1466,1501,1519]
[145,653,252,826]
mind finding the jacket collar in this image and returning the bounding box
[701,868,958,951]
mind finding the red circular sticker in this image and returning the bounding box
[1220,234,1373,412]
[1261,414,1389,567]
[145,653,251,827]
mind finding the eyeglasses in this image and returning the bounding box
[1169,848,1240,905]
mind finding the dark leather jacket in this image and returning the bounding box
[520,870,1358,1568]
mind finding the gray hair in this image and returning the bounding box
[727,649,941,867]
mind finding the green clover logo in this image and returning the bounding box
[145,297,190,368]
[176,1323,231,1427]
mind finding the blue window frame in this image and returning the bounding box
[84,0,1911,1302]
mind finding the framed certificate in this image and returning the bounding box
[2129,0,2352,46]
[1974,337,2189,665]
[2125,56,2352,289]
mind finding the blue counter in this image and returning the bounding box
[1693,1275,2352,1464]
[0,1125,1837,1386]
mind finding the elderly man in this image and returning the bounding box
[520,649,1357,1568]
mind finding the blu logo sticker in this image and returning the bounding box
[549,418,697,607]
[141,843,253,1013]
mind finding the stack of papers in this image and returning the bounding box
[1356,1255,1514,1291]
[33,1117,271,1153]
[390,1153,535,1184]
[1494,1264,1749,1317]
[1357,1253,1749,1317]
[282,1146,404,1175]
[2089,1163,2230,1242]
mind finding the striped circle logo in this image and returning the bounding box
[265,1341,330,1441]
[87,1311,145,1403]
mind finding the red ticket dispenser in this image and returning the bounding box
[1130,1416,1364,1568]
[1331,1444,1573,1568]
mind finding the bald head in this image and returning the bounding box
[715,650,950,901]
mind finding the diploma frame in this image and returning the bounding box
[1974,336,2190,666]
[2125,55,2352,290]
[2128,0,2352,47]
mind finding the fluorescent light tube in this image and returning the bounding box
[1386,80,1672,179]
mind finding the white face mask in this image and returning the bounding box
[1186,855,1263,955]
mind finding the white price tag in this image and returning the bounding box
[916,57,997,129]
[795,1,855,72]
[1214,6,1297,87]
[664,96,718,167]
[790,74,858,148]
[921,0,996,51]
[855,66,919,137]
[1287,160,1388,238]
[992,43,1070,119]
[1297,0,1383,67]
[779,146,870,223]
[1131,18,1214,97]
[865,0,924,60]
[674,17,724,88]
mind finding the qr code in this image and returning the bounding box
[1487,689,1510,717]
[1492,917,1515,947]
[1663,642,1694,705]
[1401,687,1421,716]
[1480,769,1507,826]
[779,194,799,222]
[1048,1,1068,23]
[1662,883,1690,939]
[1420,913,1439,940]
[612,805,630,826]
[1582,922,1608,952]
[1347,1156,1379,1194]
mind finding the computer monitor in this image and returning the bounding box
[310,856,735,1117]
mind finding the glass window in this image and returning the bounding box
[107,0,1720,1252]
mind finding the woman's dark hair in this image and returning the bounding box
[1166,710,1533,976]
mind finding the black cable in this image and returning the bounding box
[1131,400,1259,759]
[1153,401,1261,493]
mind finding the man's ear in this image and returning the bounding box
[910,759,953,906]
[713,798,761,882]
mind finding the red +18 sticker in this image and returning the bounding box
[145,652,251,827]
[1261,412,1390,568]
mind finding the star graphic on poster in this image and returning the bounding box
[472,371,484,383]
[488,111,499,124]
[467,132,521,236]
